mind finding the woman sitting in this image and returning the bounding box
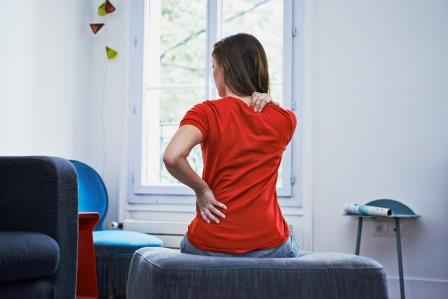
[163,33,298,258]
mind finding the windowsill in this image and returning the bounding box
[126,202,304,216]
[127,194,300,207]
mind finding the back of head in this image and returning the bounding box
[212,33,270,97]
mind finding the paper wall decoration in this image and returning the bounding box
[105,46,118,60]
[98,0,116,16]
[90,23,105,34]
[105,0,116,14]
[98,3,106,16]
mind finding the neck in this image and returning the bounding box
[225,88,251,105]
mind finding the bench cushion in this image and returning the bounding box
[127,247,388,299]
[0,232,59,283]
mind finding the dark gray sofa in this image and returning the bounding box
[0,156,78,299]
[127,247,389,299]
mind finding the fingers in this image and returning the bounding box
[199,201,227,224]
[202,208,220,224]
[199,210,211,224]
[210,205,226,219]
[257,95,268,112]
[213,200,227,210]
[252,92,261,112]
[251,92,273,112]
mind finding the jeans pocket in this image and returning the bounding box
[274,237,295,258]
[180,236,186,252]
[289,233,300,257]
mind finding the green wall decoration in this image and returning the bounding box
[105,46,118,60]
[98,0,116,16]
[90,0,118,59]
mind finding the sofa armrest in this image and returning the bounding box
[0,156,78,299]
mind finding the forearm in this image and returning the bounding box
[164,157,209,193]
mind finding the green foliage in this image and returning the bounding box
[146,0,286,184]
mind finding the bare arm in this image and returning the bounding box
[163,125,208,192]
[163,124,226,223]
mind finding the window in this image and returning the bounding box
[129,0,297,205]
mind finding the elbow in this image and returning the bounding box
[163,150,180,167]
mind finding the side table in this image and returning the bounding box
[77,212,100,299]
[344,199,421,299]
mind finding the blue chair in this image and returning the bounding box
[70,160,163,299]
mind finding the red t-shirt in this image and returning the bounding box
[179,96,297,254]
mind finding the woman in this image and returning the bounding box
[163,33,298,258]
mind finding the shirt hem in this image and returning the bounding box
[187,230,290,254]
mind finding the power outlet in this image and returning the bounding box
[387,221,404,238]
[373,221,388,237]
[373,221,405,238]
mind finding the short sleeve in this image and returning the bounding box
[179,102,209,142]
[286,110,297,144]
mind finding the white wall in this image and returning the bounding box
[0,0,122,228]
[104,4,447,298]
[2,1,447,298]
[86,0,128,228]
[311,0,448,298]
[0,0,91,159]
[116,0,448,298]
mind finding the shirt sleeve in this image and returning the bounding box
[179,102,209,142]
[286,110,297,144]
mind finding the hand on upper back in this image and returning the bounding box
[195,186,227,224]
[251,92,280,112]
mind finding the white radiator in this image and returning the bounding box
[122,219,188,249]
[121,219,295,250]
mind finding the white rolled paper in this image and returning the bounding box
[344,203,392,217]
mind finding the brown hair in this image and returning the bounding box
[212,33,269,96]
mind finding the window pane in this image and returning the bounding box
[221,0,284,103]
[142,0,207,186]
[146,0,207,87]
[142,88,204,186]
[140,0,288,191]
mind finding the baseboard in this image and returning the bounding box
[387,276,448,299]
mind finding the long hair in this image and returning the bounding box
[212,33,270,96]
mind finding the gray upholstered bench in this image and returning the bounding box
[127,247,388,299]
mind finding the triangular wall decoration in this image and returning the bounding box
[98,0,116,16]
[90,23,105,34]
[98,3,106,16]
[105,46,118,60]
[105,0,116,14]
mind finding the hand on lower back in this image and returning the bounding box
[195,187,227,224]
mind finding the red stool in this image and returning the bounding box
[77,212,99,299]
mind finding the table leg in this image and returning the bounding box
[77,213,99,299]
[355,217,363,255]
[395,218,405,299]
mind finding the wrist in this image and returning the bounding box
[194,182,210,195]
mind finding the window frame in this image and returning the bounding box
[128,0,299,206]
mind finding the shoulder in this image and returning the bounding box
[183,100,215,118]
[190,99,217,111]
[188,98,231,115]
[284,108,297,126]
[264,104,298,141]
[279,106,297,129]
[266,103,297,121]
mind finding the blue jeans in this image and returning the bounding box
[180,233,300,258]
